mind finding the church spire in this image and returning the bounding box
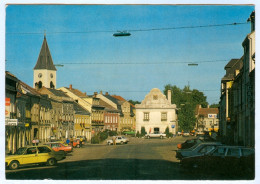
[34,34,57,71]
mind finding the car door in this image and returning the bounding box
[205,147,227,171]
[20,147,38,165]
[224,148,241,173]
[37,146,52,163]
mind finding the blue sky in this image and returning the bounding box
[5,5,255,104]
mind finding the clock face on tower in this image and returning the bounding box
[50,73,53,78]
[38,73,42,78]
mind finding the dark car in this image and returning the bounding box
[180,146,255,174]
[177,139,203,149]
[176,142,222,160]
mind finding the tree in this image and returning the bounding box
[141,127,146,136]
[164,84,208,131]
[210,103,219,108]
[128,100,141,105]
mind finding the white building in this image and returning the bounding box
[135,88,177,135]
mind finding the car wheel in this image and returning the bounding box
[47,158,57,166]
[120,141,124,145]
[9,161,19,170]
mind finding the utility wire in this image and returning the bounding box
[6,22,249,35]
[57,59,228,65]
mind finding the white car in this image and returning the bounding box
[145,133,166,139]
[107,136,129,145]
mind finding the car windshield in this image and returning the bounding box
[14,147,27,155]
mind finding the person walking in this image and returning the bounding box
[32,138,36,146]
[80,137,83,148]
[112,136,116,145]
[35,138,39,146]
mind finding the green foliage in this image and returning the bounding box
[164,84,208,132]
[164,127,173,138]
[136,131,140,138]
[108,131,117,136]
[141,127,146,136]
[91,135,100,144]
[210,103,219,108]
[128,100,141,105]
[98,131,108,141]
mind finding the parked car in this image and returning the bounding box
[180,146,255,174]
[177,138,203,149]
[176,142,222,160]
[107,136,129,145]
[45,142,73,153]
[145,132,166,139]
[182,132,190,137]
[5,145,66,170]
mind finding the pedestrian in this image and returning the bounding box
[66,138,70,145]
[112,136,116,145]
[32,138,36,146]
[80,137,83,148]
[36,138,39,146]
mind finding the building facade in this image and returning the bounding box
[135,88,177,135]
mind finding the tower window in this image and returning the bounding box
[50,81,55,89]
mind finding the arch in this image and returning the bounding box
[50,81,55,89]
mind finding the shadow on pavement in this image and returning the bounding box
[6,158,254,180]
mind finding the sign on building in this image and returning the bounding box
[208,114,217,118]
[5,98,10,118]
[5,118,18,126]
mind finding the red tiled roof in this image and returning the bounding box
[65,87,87,97]
[198,108,219,116]
[112,95,126,101]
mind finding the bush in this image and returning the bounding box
[164,127,173,138]
[91,135,100,144]
[141,127,146,136]
[99,131,108,141]
[108,131,117,137]
[136,131,140,138]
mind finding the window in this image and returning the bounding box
[143,112,149,121]
[161,112,167,121]
[212,147,226,156]
[199,145,216,154]
[227,148,240,157]
[38,146,52,153]
[26,147,37,154]
[153,95,158,100]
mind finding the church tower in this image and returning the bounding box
[33,34,57,89]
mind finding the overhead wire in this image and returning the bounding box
[6,22,249,35]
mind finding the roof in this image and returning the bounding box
[19,80,41,96]
[34,36,57,71]
[48,88,69,98]
[73,102,90,115]
[222,58,243,81]
[65,87,87,98]
[99,99,119,113]
[112,95,126,102]
[224,59,240,70]
[198,108,219,117]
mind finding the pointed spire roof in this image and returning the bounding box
[34,35,57,71]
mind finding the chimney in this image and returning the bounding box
[100,91,103,95]
[94,92,97,98]
[167,90,171,104]
[69,84,72,90]
[105,92,109,95]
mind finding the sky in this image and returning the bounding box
[4,4,255,105]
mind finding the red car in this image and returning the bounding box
[45,142,73,153]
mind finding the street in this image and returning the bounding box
[5,136,253,180]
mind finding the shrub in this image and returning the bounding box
[141,127,146,136]
[108,131,117,136]
[99,131,108,141]
[136,131,140,138]
[91,135,100,144]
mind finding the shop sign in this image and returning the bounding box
[5,98,10,118]
[5,118,18,126]
[208,114,217,118]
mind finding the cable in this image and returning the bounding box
[6,22,249,35]
[57,59,228,65]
